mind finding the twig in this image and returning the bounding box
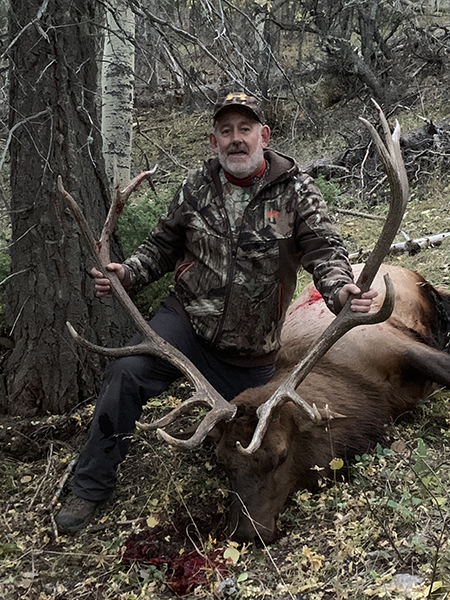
[0,108,51,172]
[10,293,31,337]
[334,207,386,221]
[234,492,297,600]
[0,268,30,287]
[427,517,447,599]
[30,443,54,508]
[368,174,387,196]
[361,488,406,564]
[47,457,77,541]
[136,127,188,170]
[359,141,372,202]
[2,0,50,57]
[48,457,78,511]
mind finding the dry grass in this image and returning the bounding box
[1,98,450,599]
[1,381,450,599]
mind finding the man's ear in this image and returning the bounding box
[261,124,271,148]
[209,132,218,154]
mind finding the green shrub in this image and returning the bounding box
[0,244,10,285]
[118,183,178,257]
[118,183,179,317]
[314,174,341,206]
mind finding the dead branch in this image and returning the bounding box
[334,207,386,221]
[349,231,450,260]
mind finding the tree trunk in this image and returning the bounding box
[102,0,135,186]
[254,4,271,99]
[5,0,132,416]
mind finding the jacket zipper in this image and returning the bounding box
[209,165,284,347]
[210,202,239,347]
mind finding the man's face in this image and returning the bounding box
[209,109,271,178]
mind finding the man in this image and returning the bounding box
[56,92,376,533]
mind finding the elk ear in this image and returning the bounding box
[206,422,225,444]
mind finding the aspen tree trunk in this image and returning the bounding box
[102,0,136,186]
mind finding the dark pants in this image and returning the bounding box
[72,302,275,501]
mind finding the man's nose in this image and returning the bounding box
[230,128,243,143]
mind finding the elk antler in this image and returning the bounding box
[237,100,409,455]
[58,165,237,449]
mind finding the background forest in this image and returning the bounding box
[1,0,450,599]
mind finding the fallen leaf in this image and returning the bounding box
[223,546,240,565]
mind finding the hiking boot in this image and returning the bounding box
[55,493,103,533]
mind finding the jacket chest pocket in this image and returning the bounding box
[247,202,295,239]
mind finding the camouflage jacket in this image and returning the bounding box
[124,149,354,363]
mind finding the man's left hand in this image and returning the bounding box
[338,283,378,313]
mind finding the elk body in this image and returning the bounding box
[214,262,450,542]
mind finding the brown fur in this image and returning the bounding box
[214,264,450,543]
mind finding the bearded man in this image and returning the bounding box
[56,92,376,533]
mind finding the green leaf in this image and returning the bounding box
[415,438,429,459]
[147,399,163,407]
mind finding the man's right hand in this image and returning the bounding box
[91,263,126,297]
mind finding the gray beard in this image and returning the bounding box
[217,146,265,178]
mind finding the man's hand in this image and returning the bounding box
[338,283,378,313]
[91,263,126,297]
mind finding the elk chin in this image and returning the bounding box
[227,495,278,544]
[225,471,285,544]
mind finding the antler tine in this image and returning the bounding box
[136,394,236,449]
[137,394,210,431]
[99,166,158,264]
[237,103,409,456]
[356,99,409,291]
[155,405,233,449]
[59,173,237,449]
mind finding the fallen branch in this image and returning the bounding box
[349,231,450,260]
[334,207,386,221]
[47,457,78,541]
[297,120,450,180]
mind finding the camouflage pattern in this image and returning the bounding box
[213,92,265,123]
[124,149,354,360]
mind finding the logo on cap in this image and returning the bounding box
[213,92,264,123]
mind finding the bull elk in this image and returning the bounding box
[58,103,450,544]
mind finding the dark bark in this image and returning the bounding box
[5,0,132,416]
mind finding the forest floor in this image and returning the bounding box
[1,89,450,600]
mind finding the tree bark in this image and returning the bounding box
[6,0,132,416]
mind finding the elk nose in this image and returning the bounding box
[229,511,277,544]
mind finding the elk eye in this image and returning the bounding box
[278,448,288,467]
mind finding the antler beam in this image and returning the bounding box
[58,167,237,449]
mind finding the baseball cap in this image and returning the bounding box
[213,92,265,124]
